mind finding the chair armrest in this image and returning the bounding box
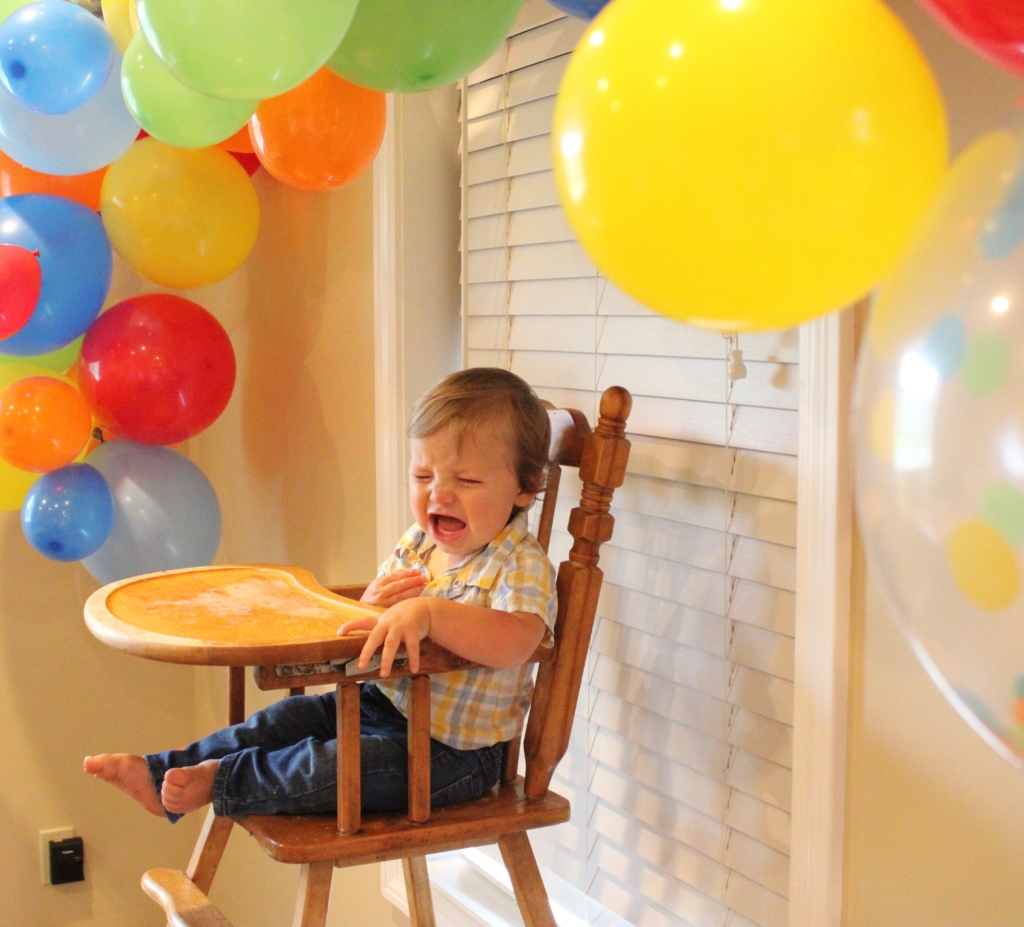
[327,582,370,602]
[253,638,555,691]
[142,868,234,927]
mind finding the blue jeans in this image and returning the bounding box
[146,685,503,822]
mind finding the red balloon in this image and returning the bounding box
[0,244,41,340]
[77,294,236,445]
[920,0,1024,76]
[229,150,261,177]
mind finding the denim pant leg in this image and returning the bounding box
[148,686,504,821]
[146,691,338,822]
[358,686,504,812]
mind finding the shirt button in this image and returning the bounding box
[453,579,463,588]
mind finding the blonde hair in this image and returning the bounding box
[410,369,551,503]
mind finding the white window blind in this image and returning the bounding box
[460,5,799,926]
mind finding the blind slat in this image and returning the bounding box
[726,791,792,855]
[724,827,786,901]
[509,204,576,245]
[723,872,788,927]
[729,536,797,593]
[598,354,799,411]
[598,586,727,656]
[507,15,587,72]
[591,656,729,740]
[508,55,570,107]
[727,751,793,814]
[589,868,695,927]
[591,801,728,903]
[590,839,723,926]
[729,708,794,770]
[591,690,731,781]
[728,665,794,725]
[592,619,730,701]
[729,623,796,681]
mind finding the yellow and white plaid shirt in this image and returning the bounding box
[375,510,557,750]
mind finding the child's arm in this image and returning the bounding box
[338,597,547,676]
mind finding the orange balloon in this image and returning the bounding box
[217,124,254,154]
[0,376,93,472]
[250,68,385,191]
[0,149,106,211]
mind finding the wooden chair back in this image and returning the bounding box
[525,387,631,798]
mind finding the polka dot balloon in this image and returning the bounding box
[854,117,1024,770]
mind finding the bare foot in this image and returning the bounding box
[83,754,165,818]
[161,760,219,815]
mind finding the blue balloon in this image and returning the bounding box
[922,314,967,380]
[82,440,222,584]
[547,0,609,19]
[0,1,114,115]
[0,51,138,175]
[0,194,112,356]
[981,162,1024,260]
[21,463,114,561]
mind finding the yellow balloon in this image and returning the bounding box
[948,521,1019,611]
[104,0,137,55]
[553,0,948,332]
[0,362,78,511]
[100,138,260,289]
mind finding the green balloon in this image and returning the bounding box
[0,337,82,374]
[137,0,359,101]
[0,0,29,25]
[962,331,1010,398]
[327,0,524,93]
[980,483,1024,547]
[121,32,256,149]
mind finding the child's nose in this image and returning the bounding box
[431,481,455,504]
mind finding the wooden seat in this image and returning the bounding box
[236,778,569,866]
[138,386,632,927]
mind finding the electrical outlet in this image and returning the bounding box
[39,827,73,886]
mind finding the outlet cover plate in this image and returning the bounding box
[39,826,74,886]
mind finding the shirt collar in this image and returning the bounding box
[392,510,531,592]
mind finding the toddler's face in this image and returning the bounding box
[409,423,535,558]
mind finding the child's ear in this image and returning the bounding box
[514,488,537,508]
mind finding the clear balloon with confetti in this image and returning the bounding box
[854,115,1024,769]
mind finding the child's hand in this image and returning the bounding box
[359,569,427,607]
[337,597,432,676]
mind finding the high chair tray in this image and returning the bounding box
[84,564,381,666]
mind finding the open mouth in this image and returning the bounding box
[430,514,466,541]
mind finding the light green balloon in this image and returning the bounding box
[0,0,29,25]
[327,0,524,93]
[980,483,1024,546]
[121,32,256,149]
[137,0,359,101]
[962,331,1010,397]
[0,336,82,374]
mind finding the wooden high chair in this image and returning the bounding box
[87,386,631,927]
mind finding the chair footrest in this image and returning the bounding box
[235,777,570,866]
[142,868,235,927]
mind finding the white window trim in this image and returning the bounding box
[373,92,854,927]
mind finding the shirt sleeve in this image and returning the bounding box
[488,542,558,630]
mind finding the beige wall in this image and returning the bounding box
[0,162,391,925]
[844,4,1024,924]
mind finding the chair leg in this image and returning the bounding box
[186,807,233,895]
[402,856,437,927]
[293,861,333,927]
[497,832,557,927]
